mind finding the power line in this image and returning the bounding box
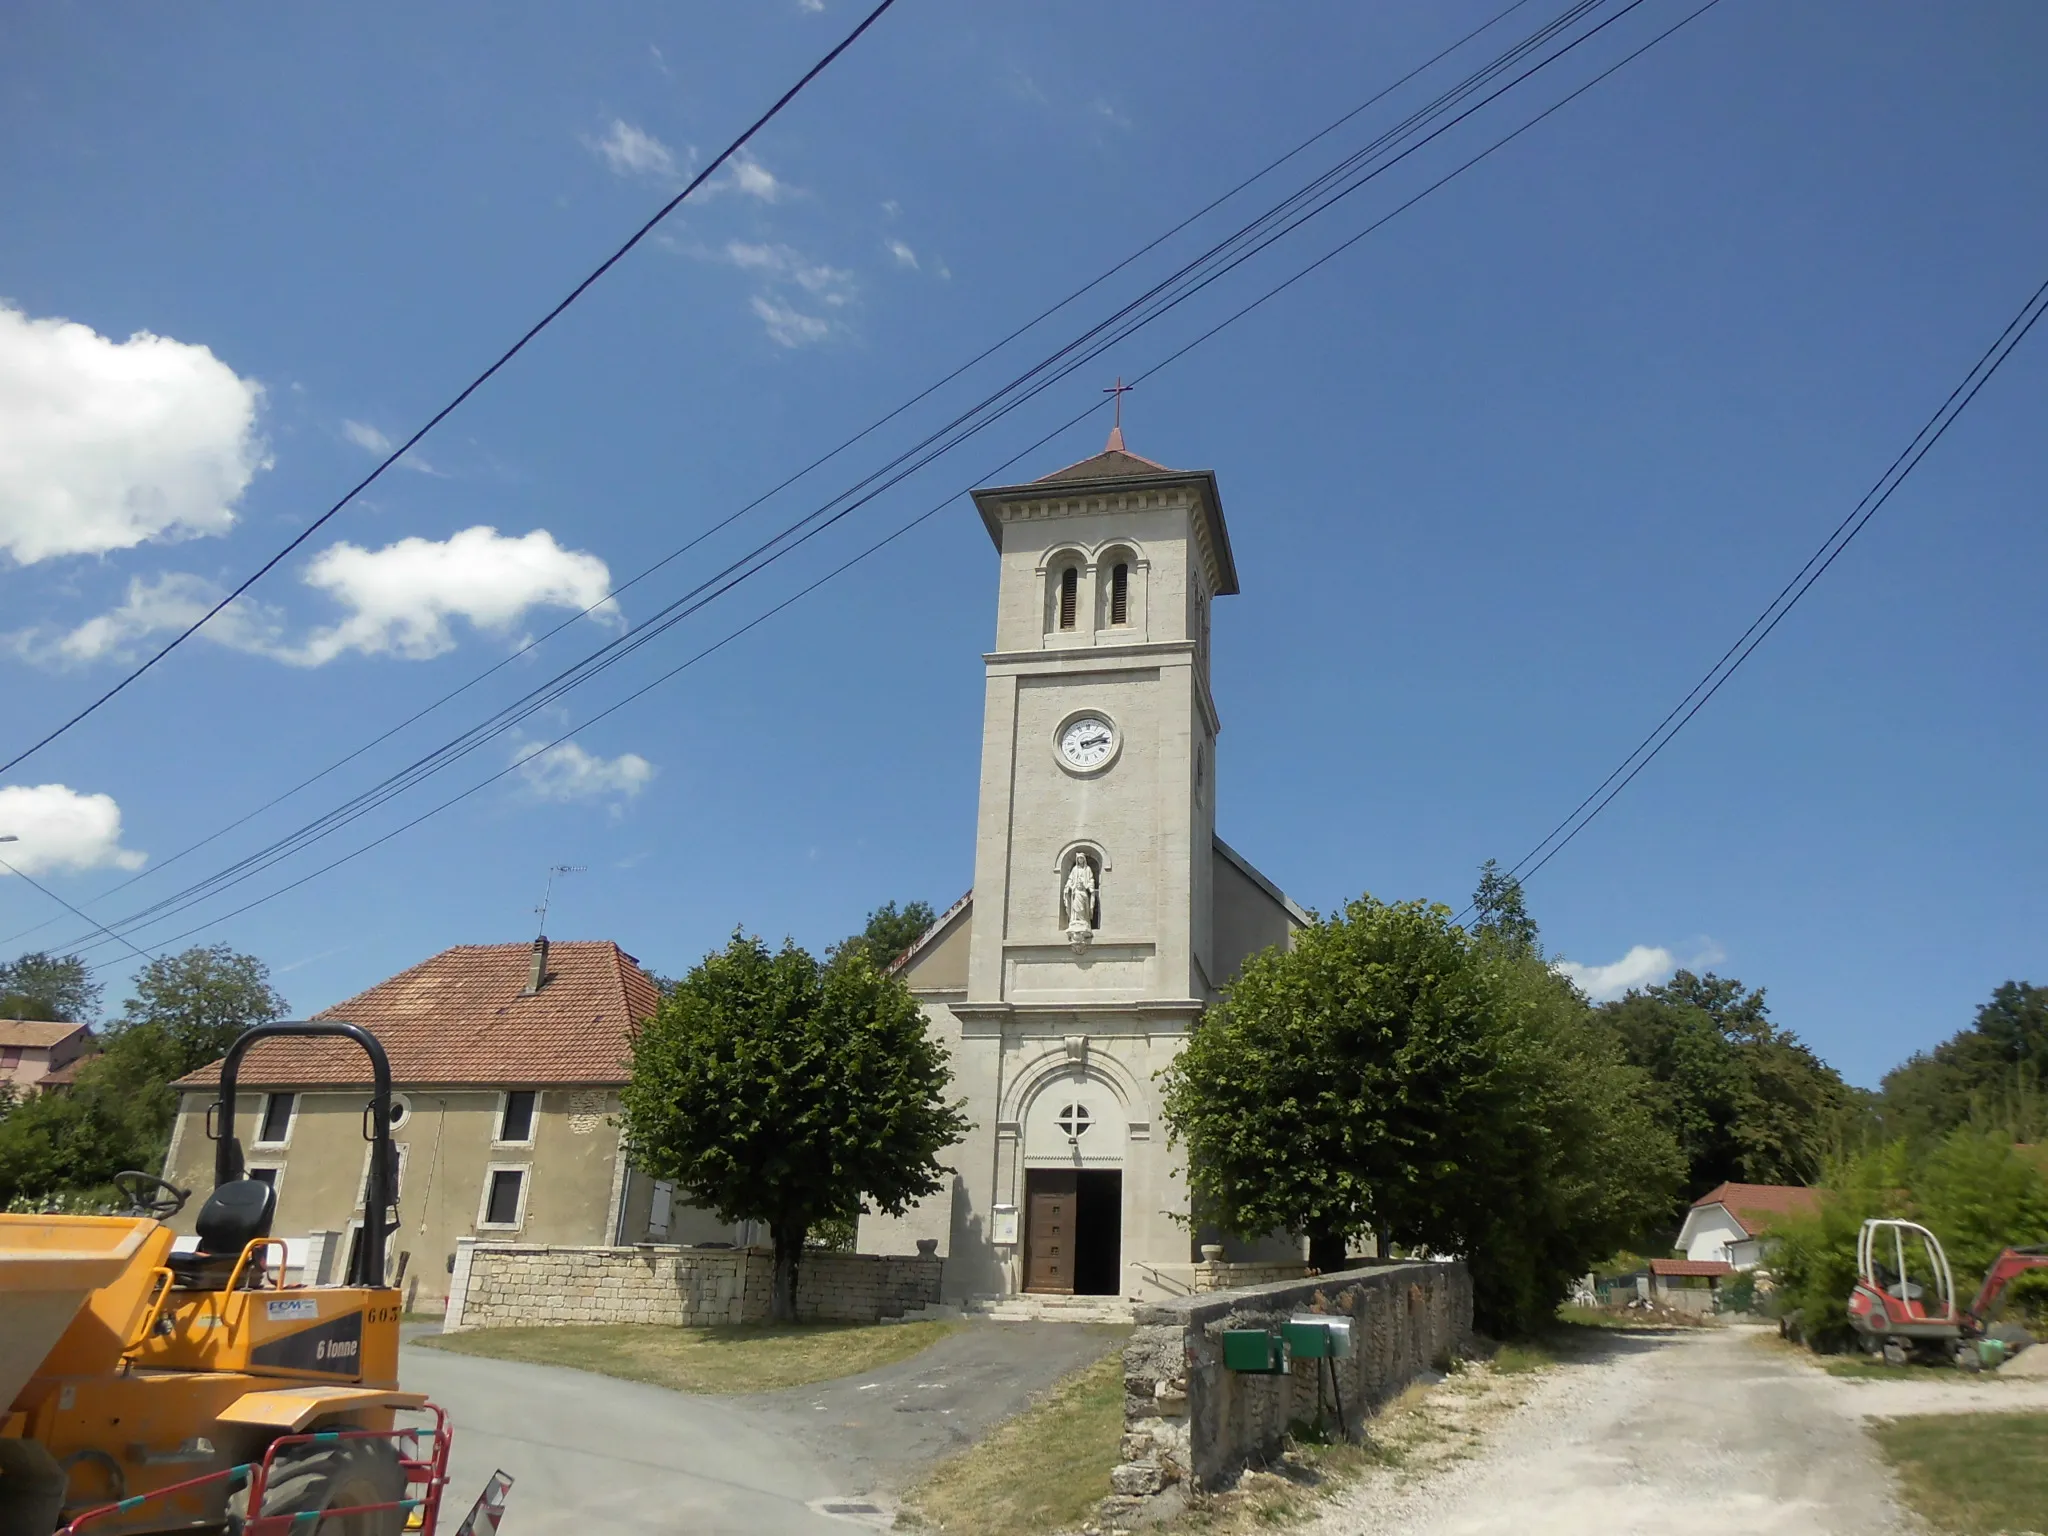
[51,0,1723,963]
[0,0,902,780]
[1460,269,2048,922]
[0,854,154,965]
[0,0,1580,955]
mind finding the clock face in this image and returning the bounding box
[1059,715,1116,769]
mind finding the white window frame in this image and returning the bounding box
[247,1160,287,1198]
[253,1091,299,1149]
[493,1089,539,1148]
[385,1091,413,1132]
[477,1162,531,1232]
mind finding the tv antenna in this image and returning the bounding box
[535,864,585,938]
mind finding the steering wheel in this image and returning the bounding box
[113,1171,191,1219]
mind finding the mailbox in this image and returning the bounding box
[1283,1316,1352,1359]
[1221,1328,1288,1374]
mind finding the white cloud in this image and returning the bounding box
[0,303,267,565]
[717,150,786,203]
[340,418,436,475]
[9,572,283,665]
[10,526,616,669]
[341,419,391,454]
[723,242,853,303]
[513,739,655,803]
[0,783,146,875]
[592,119,683,181]
[289,526,617,665]
[749,296,831,348]
[1554,944,1692,1003]
[886,239,919,270]
[880,199,901,217]
[798,0,825,11]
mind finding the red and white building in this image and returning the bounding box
[1676,1181,1821,1270]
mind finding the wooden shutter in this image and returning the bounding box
[1059,566,1078,629]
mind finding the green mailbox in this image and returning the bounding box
[1282,1317,1353,1359]
[1222,1328,1287,1374]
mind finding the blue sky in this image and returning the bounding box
[1,0,2042,1089]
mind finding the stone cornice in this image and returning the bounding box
[971,470,1239,597]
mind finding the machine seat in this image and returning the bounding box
[166,1177,276,1289]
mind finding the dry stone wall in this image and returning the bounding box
[443,1241,941,1331]
[1191,1260,1311,1293]
[1108,1260,1472,1524]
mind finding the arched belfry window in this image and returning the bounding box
[1109,563,1130,626]
[1058,565,1079,630]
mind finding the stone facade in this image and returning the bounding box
[443,1241,943,1331]
[1106,1261,1473,1523]
[859,444,1309,1304]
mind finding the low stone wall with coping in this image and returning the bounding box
[443,1241,942,1331]
[1191,1259,1312,1293]
[1107,1260,1472,1524]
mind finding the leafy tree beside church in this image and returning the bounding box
[1160,877,1681,1335]
[621,931,969,1321]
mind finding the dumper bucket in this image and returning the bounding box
[0,1214,157,1411]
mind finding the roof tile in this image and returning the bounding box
[1691,1181,1822,1236]
[174,941,661,1089]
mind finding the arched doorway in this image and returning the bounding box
[1021,1077,1124,1296]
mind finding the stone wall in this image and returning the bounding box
[443,1242,942,1331]
[1108,1260,1472,1523]
[1190,1259,1312,1293]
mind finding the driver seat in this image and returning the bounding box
[165,1177,276,1290]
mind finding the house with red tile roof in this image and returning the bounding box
[1645,1256,1737,1314]
[1677,1181,1823,1270]
[0,1018,91,1096]
[161,938,740,1311]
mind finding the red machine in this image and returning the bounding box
[1847,1217,2048,1366]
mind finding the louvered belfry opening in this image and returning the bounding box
[1058,565,1079,630]
[1109,562,1130,625]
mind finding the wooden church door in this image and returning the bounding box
[1024,1170,1078,1294]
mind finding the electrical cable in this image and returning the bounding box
[48,0,1722,962]
[1459,269,2048,923]
[0,0,903,779]
[0,0,1579,953]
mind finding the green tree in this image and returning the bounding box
[0,945,283,1206]
[1596,970,1848,1202]
[0,952,102,1022]
[620,932,969,1321]
[1160,893,1681,1334]
[828,900,938,973]
[115,944,287,1077]
[1880,982,2048,1142]
[1470,859,1539,954]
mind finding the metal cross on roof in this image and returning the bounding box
[1103,377,1133,430]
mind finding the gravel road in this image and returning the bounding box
[1311,1325,2048,1536]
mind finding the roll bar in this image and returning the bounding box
[214,1020,393,1288]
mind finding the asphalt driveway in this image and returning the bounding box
[401,1321,1125,1535]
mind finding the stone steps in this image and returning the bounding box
[966,1293,1137,1324]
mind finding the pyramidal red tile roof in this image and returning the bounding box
[1691,1181,1822,1236]
[175,941,661,1089]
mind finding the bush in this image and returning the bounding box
[1772,1130,2048,1352]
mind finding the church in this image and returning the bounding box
[857,424,1306,1303]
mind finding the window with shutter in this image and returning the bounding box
[1109,563,1129,625]
[1058,566,1078,630]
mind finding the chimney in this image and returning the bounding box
[525,935,549,995]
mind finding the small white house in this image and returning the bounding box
[1676,1182,1820,1270]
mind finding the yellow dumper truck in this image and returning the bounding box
[1,1021,506,1535]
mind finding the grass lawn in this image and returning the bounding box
[1870,1413,2048,1536]
[1819,1353,2015,1384]
[414,1319,959,1394]
[898,1348,1127,1536]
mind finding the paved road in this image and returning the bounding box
[1309,1324,2048,1536]
[401,1322,1124,1535]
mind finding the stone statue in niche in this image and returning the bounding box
[1063,854,1098,950]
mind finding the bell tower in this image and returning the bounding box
[962,431,1239,1011]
